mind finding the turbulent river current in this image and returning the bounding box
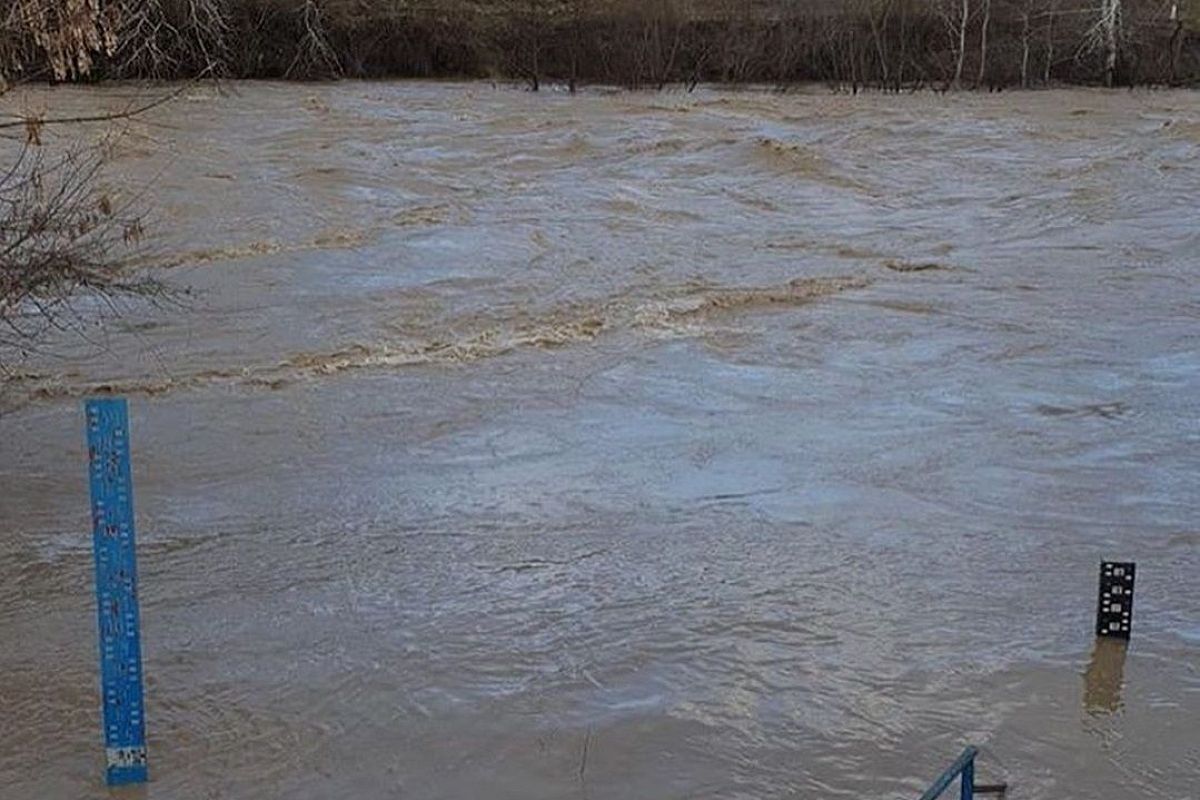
[1,82,1198,799]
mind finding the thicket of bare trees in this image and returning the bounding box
[2,0,1198,91]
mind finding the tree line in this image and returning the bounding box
[2,0,1198,91]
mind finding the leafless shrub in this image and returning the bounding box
[1,0,119,89]
[0,140,162,365]
[1079,0,1124,86]
[111,0,177,78]
[113,0,231,79]
[0,3,190,368]
[287,0,340,79]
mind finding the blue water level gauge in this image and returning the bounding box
[85,398,149,785]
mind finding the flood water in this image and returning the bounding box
[1,82,1198,799]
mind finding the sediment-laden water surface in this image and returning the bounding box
[1,83,1198,799]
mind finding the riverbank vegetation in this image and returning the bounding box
[2,1,1199,92]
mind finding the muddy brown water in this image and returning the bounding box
[1,83,1199,799]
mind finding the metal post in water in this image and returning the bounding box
[85,398,149,786]
[1096,561,1136,640]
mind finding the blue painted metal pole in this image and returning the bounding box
[85,398,149,786]
[960,755,975,800]
[919,747,978,800]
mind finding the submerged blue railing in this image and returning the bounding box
[919,746,1008,800]
[919,747,978,800]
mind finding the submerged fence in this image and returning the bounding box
[919,747,1008,800]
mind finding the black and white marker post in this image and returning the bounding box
[1096,561,1136,640]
